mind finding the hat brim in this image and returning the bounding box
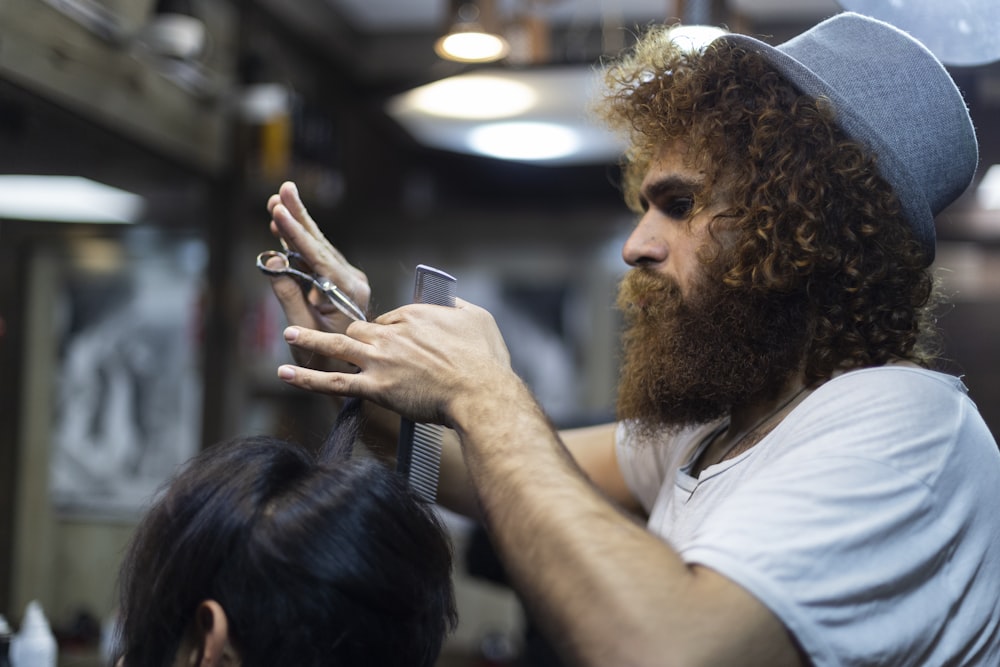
[721,30,934,257]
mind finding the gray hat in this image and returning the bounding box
[722,12,979,262]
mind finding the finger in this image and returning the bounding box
[279,181,325,240]
[283,326,368,366]
[267,198,302,258]
[272,201,349,268]
[269,205,333,274]
[266,192,282,216]
[275,184,354,268]
[270,275,317,328]
[277,364,368,399]
[374,301,459,326]
[373,305,406,325]
[269,182,334,254]
[272,203,369,293]
[270,203,333,260]
[270,203,309,248]
[267,191,293,248]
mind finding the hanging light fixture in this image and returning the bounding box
[435,1,510,64]
[141,0,207,60]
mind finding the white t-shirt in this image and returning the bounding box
[616,366,1000,666]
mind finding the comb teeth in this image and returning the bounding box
[413,264,457,307]
[407,424,445,501]
[397,264,457,503]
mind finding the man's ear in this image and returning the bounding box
[180,600,240,667]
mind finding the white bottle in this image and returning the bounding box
[10,601,57,667]
[1,613,13,667]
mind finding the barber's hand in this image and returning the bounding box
[277,299,513,427]
[266,181,371,371]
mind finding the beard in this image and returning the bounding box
[615,264,809,437]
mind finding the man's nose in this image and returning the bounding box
[622,213,669,267]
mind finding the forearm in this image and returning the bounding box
[450,376,687,665]
[357,402,630,519]
[449,375,798,667]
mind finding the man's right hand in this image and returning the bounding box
[265,181,372,372]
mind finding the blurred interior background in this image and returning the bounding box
[1,0,998,664]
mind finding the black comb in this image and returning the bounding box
[396,264,457,503]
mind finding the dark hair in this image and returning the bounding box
[598,27,940,383]
[114,401,457,666]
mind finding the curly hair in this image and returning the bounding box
[596,26,940,383]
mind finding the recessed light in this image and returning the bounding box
[0,176,144,223]
[467,122,582,161]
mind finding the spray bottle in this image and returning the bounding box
[0,613,13,667]
[9,601,57,667]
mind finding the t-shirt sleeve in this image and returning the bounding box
[679,369,996,666]
[614,420,666,514]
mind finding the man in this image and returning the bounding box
[265,12,1000,667]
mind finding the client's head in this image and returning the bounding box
[113,404,457,667]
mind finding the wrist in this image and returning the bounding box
[448,371,546,445]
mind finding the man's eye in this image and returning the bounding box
[665,197,693,219]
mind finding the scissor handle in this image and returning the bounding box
[255,249,367,322]
[256,250,293,276]
[257,250,322,285]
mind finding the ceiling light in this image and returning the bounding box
[386,66,627,165]
[389,75,536,120]
[467,122,582,161]
[0,176,145,223]
[435,2,510,63]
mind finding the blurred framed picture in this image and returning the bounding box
[48,231,206,520]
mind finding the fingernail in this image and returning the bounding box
[283,326,299,342]
[278,365,295,381]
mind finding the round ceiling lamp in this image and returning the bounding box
[434,2,510,63]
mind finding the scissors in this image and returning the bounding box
[256,240,367,322]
